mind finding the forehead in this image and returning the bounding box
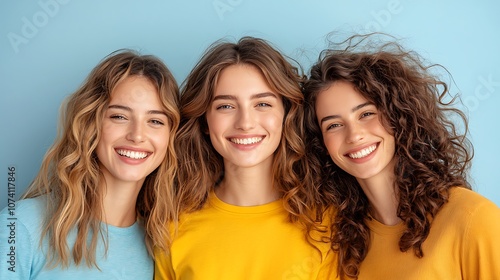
[110,76,161,105]
[214,64,272,96]
[316,81,368,111]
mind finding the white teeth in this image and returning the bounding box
[116,149,148,159]
[230,137,263,145]
[348,144,377,159]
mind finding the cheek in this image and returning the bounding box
[151,127,171,149]
[204,117,225,152]
[269,119,283,135]
[158,133,171,152]
[95,125,119,159]
[375,124,396,150]
[100,121,122,142]
[323,135,341,157]
[266,112,284,132]
[205,112,223,135]
[96,126,111,152]
[386,135,396,156]
[95,139,108,165]
[206,119,225,139]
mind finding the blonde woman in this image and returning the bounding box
[0,50,180,279]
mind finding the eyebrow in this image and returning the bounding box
[319,102,373,125]
[108,104,168,116]
[212,92,278,101]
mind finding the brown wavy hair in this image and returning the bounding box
[175,36,322,231]
[303,34,473,279]
[22,50,180,267]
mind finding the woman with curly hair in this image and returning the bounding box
[0,50,180,279]
[154,37,336,279]
[303,34,500,279]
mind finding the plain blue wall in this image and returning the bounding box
[1,0,499,210]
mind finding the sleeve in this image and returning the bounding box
[461,199,500,279]
[0,206,35,280]
[154,246,175,280]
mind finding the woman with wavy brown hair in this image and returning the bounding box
[154,36,336,279]
[0,50,180,279]
[303,34,500,279]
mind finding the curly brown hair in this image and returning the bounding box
[175,36,323,232]
[303,34,473,279]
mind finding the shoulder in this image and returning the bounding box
[441,187,500,233]
[0,197,48,278]
[444,188,500,277]
[2,197,48,247]
[1,196,47,232]
[14,196,46,213]
[446,187,499,214]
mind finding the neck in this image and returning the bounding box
[101,179,143,227]
[216,159,279,206]
[358,173,401,226]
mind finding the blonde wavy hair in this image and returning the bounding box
[22,50,180,268]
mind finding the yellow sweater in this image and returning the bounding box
[155,192,337,280]
[358,187,500,279]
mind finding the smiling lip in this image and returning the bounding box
[345,143,378,159]
[228,136,264,145]
[115,148,151,159]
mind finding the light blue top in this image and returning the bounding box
[0,196,153,280]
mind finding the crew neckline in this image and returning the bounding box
[102,221,142,235]
[366,216,405,236]
[209,191,283,214]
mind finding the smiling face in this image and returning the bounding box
[315,80,396,182]
[96,75,170,187]
[205,63,285,170]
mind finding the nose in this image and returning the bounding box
[346,123,364,144]
[126,121,146,143]
[235,108,256,131]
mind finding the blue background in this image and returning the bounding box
[1,0,499,210]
